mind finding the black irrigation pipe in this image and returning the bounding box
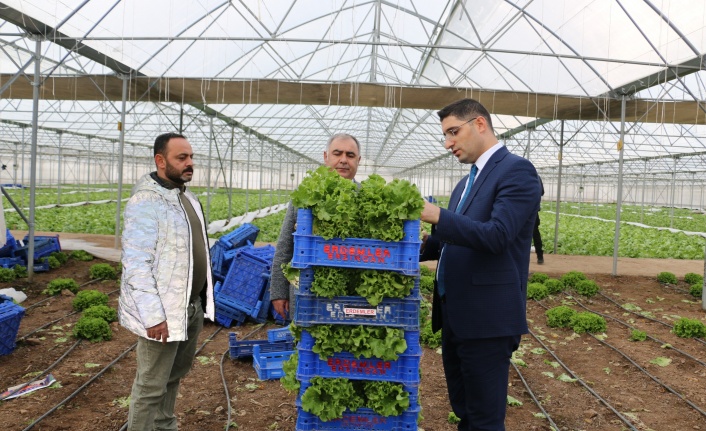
[219,323,265,431]
[17,288,121,342]
[535,300,706,421]
[21,341,138,431]
[220,348,233,431]
[117,324,263,431]
[22,279,105,311]
[0,339,82,401]
[585,330,706,418]
[597,290,706,348]
[510,362,560,431]
[570,296,706,367]
[525,326,640,431]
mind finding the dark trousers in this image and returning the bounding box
[441,303,521,431]
[532,214,543,256]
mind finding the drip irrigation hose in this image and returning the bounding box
[219,323,265,431]
[118,323,265,431]
[597,291,706,347]
[17,288,121,342]
[23,279,106,311]
[535,299,706,422]
[220,348,233,430]
[0,339,82,401]
[584,331,706,418]
[21,342,137,431]
[510,362,560,431]
[525,314,640,431]
[571,296,706,367]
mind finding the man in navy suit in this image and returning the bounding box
[420,98,541,431]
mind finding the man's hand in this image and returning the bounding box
[420,200,441,225]
[272,299,289,320]
[146,321,169,344]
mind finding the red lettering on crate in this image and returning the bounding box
[326,357,393,375]
[341,416,387,427]
[322,244,392,264]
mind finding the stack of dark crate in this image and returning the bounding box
[228,326,295,380]
[0,294,25,356]
[211,224,285,327]
[0,230,60,272]
[290,208,422,430]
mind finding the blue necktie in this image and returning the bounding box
[455,164,478,213]
[438,164,477,297]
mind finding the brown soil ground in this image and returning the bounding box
[0,233,704,430]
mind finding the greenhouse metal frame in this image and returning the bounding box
[1,0,706,276]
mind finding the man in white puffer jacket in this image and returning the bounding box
[118,132,215,431]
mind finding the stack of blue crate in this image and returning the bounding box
[0,294,25,356]
[228,327,296,380]
[0,230,61,272]
[289,208,423,430]
[212,224,283,327]
[0,230,22,269]
[210,223,260,283]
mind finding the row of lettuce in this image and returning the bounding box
[5,186,706,259]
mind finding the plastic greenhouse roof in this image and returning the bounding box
[0,0,705,178]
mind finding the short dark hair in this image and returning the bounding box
[437,98,494,132]
[154,132,186,156]
[326,133,360,153]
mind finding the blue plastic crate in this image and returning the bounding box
[295,407,420,431]
[297,268,419,298]
[296,330,421,384]
[253,344,294,380]
[210,241,227,278]
[296,377,420,430]
[291,209,421,276]
[219,253,272,316]
[0,257,23,269]
[31,259,50,272]
[215,296,248,327]
[251,282,272,324]
[0,297,25,356]
[0,230,18,258]
[240,244,275,262]
[228,332,294,359]
[219,223,259,248]
[293,292,421,330]
[267,325,294,343]
[15,236,61,261]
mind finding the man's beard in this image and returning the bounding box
[165,162,193,185]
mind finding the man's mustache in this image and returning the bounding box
[183,168,193,173]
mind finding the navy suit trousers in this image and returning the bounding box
[442,301,521,431]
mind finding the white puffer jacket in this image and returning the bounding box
[118,173,214,341]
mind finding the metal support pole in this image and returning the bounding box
[228,127,234,218]
[641,159,647,223]
[245,135,251,214]
[670,158,677,228]
[86,137,91,202]
[114,76,128,249]
[612,96,627,276]
[27,36,42,280]
[57,133,62,205]
[206,115,214,223]
[552,121,564,255]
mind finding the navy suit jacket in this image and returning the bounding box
[421,146,541,338]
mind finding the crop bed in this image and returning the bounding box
[0,254,705,430]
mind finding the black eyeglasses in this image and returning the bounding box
[442,117,477,142]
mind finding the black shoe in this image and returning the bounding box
[537,256,544,264]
